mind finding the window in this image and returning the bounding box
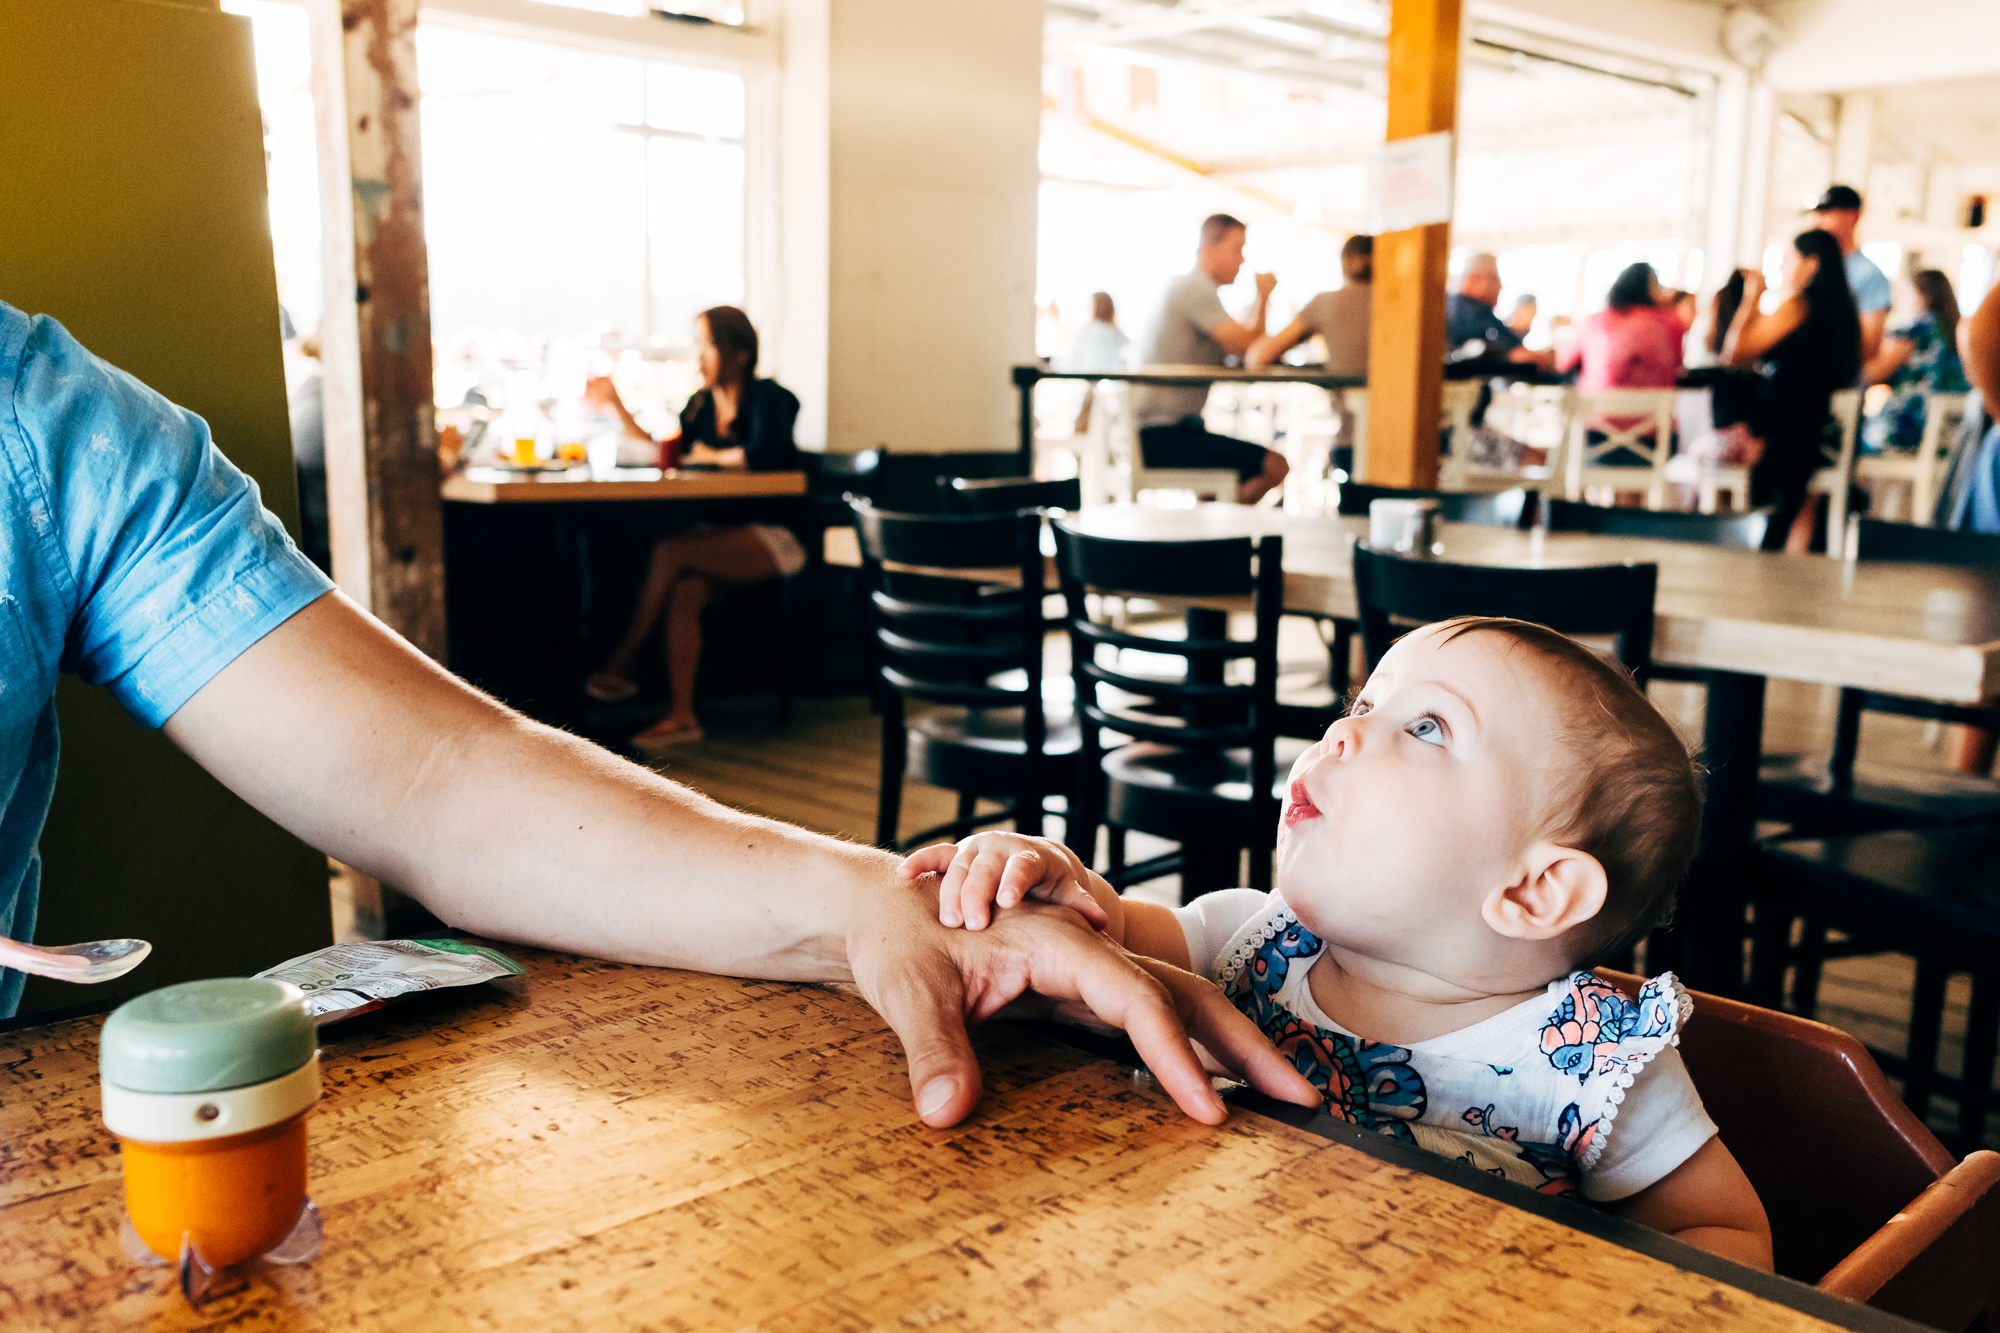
[419,26,746,420]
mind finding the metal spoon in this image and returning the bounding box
[0,935,152,983]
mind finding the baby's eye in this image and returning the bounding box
[1347,699,1372,718]
[1407,716,1447,747]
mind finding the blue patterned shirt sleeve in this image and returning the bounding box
[0,302,333,1015]
[10,306,334,726]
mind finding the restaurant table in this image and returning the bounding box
[1011,365,1366,473]
[439,466,811,727]
[442,465,809,505]
[0,946,1924,1331]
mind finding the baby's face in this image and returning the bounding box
[1276,624,1572,958]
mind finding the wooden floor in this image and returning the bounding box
[620,614,1996,1153]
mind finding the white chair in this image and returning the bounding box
[1807,388,1865,557]
[1676,388,1753,514]
[1855,392,1969,525]
[1562,389,1678,510]
[1084,381,1237,506]
[1445,381,1573,494]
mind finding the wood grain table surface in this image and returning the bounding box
[443,468,808,504]
[0,947,1919,1332]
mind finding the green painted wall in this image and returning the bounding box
[3,0,333,1018]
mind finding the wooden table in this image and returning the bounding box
[439,468,811,726]
[0,948,1918,1331]
[442,466,808,504]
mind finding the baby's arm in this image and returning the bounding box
[897,833,1193,968]
[1610,1136,1773,1271]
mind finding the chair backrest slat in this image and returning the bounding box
[849,499,1046,708]
[938,475,1083,514]
[1351,546,1657,676]
[1053,519,1286,757]
[1545,498,1770,551]
[1338,482,1534,530]
[1851,517,2000,568]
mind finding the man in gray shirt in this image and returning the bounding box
[1134,213,1288,503]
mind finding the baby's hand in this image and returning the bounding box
[898,833,1111,932]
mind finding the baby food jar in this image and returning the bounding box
[99,978,322,1299]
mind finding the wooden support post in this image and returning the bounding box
[1362,0,1461,489]
[309,0,446,938]
[309,0,446,659]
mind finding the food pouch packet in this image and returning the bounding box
[253,939,524,1024]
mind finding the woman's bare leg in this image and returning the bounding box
[626,527,784,740]
[596,527,782,687]
[1954,718,2000,776]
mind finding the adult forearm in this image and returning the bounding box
[165,593,888,982]
[380,714,884,980]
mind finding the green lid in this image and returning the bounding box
[99,978,314,1094]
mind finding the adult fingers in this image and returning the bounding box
[858,941,987,1128]
[994,919,1226,1124]
[1138,959,1320,1107]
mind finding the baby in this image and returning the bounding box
[902,616,1773,1270]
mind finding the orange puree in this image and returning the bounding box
[120,1112,309,1267]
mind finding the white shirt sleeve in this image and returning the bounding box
[1170,889,1277,979]
[1580,1044,1719,1202]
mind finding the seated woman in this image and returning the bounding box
[1558,262,1685,470]
[583,306,803,752]
[1862,269,1968,453]
[1722,230,1863,551]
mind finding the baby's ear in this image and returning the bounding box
[1482,843,1608,941]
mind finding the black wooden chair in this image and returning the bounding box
[937,475,1082,514]
[1315,485,1537,701]
[1350,546,1658,677]
[1054,519,1297,899]
[1762,518,2000,836]
[1543,498,1770,551]
[850,499,1077,850]
[1762,826,2000,1156]
[1336,482,1537,529]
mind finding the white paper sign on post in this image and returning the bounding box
[1366,131,1455,233]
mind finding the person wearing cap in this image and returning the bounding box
[0,299,1318,1131]
[1811,184,1893,365]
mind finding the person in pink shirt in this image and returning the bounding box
[1561,263,1687,468]
[1561,262,1687,391]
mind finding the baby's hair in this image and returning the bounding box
[1430,616,1703,967]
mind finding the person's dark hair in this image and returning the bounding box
[1607,262,1657,313]
[1708,269,1746,355]
[1428,616,1703,966]
[699,305,758,386]
[1911,269,1961,352]
[1341,233,1374,280]
[1199,213,1247,248]
[1792,228,1862,385]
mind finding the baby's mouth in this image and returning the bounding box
[1283,780,1321,824]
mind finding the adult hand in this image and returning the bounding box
[1254,271,1278,299]
[844,884,1320,1128]
[583,375,621,412]
[1737,267,1766,297]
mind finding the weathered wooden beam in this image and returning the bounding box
[309,0,445,659]
[1362,0,1461,489]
